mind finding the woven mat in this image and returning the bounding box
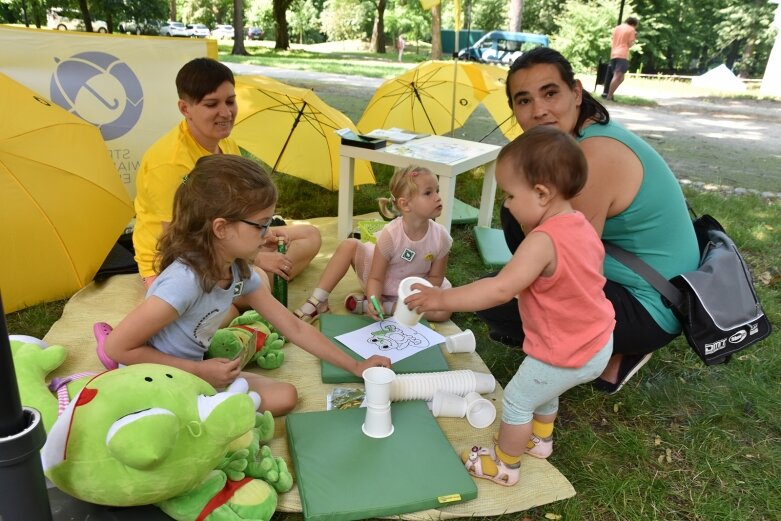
[42,213,575,518]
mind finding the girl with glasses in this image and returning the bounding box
[102,155,391,416]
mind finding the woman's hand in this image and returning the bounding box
[403,284,444,314]
[197,357,242,389]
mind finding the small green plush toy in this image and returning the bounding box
[207,311,286,370]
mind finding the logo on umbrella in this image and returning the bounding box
[49,51,143,141]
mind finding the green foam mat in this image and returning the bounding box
[472,226,512,268]
[451,198,479,225]
[319,314,449,383]
[286,401,477,521]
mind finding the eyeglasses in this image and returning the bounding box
[239,218,272,238]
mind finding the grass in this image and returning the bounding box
[6,46,780,520]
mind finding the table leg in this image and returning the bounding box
[478,159,497,228]
[338,155,356,240]
[436,174,456,234]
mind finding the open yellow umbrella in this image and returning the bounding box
[0,73,133,313]
[357,60,494,136]
[477,63,522,141]
[232,75,375,191]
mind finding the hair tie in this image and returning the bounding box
[408,170,419,177]
[182,175,189,184]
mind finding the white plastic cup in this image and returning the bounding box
[362,367,396,407]
[432,390,468,418]
[472,371,497,394]
[362,404,394,438]
[465,391,497,429]
[445,329,476,354]
[393,276,433,327]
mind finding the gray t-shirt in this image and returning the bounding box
[146,259,261,361]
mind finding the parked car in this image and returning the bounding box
[457,31,549,65]
[47,7,108,33]
[118,19,161,35]
[186,23,210,38]
[211,24,235,40]
[245,26,263,40]
[159,21,190,37]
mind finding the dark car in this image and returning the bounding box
[245,26,263,40]
[458,31,549,65]
[118,19,160,35]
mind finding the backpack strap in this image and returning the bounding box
[603,242,685,311]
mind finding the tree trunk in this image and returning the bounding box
[508,0,522,32]
[232,0,248,55]
[273,0,292,50]
[77,0,93,32]
[430,4,442,59]
[169,0,176,21]
[370,0,387,53]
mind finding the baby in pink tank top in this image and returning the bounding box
[294,165,453,324]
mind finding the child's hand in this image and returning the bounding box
[198,357,242,389]
[404,285,444,314]
[255,251,293,280]
[352,355,392,377]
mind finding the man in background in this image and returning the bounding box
[603,16,638,101]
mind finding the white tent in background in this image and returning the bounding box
[691,64,747,92]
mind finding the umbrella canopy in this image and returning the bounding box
[478,63,522,141]
[0,73,133,313]
[233,75,375,191]
[356,60,495,136]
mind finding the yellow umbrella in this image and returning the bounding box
[0,73,133,313]
[357,60,494,135]
[232,75,375,191]
[477,63,522,140]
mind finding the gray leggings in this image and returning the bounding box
[502,335,613,425]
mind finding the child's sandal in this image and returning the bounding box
[93,322,118,370]
[294,297,329,324]
[463,445,520,487]
[344,293,368,314]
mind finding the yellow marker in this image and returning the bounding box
[370,295,385,320]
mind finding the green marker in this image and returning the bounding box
[370,295,385,320]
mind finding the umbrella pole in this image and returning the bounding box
[479,114,513,142]
[0,294,54,521]
[272,101,308,174]
[412,83,437,134]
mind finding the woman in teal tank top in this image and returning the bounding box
[477,47,699,394]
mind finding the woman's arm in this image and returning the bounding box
[406,231,554,313]
[575,137,643,235]
[244,284,391,376]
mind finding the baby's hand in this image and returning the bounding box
[405,285,444,314]
[199,357,242,388]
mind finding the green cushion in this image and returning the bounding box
[319,314,449,383]
[450,198,479,225]
[472,226,512,268]
[286,401,477,521]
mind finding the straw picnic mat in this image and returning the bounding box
[42,213,574,518]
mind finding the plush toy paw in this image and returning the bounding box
[218,448,250,482]
[229,310,268,328]
[247,445,294,494]
[255,347,284,370]
[255,411,275,443]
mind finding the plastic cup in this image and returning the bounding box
[393,276,433,327]
[362,367,395,407]
[362,404,394,438]
[472,371,497,394]
[432,390,468,418]
[445,329,476,353]
[465,391,497,428]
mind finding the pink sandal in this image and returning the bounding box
[94,322,118,370]
[462,445,520,486]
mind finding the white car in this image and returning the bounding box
[187,23,210,38]
[47,7,108,33]
[211,24,235,40]
[159,21,190,37]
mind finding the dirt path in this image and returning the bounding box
[226,63,781,195]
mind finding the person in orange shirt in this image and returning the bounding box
[604,16,638,100]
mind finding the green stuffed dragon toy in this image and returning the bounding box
[207,310,286,370]
[10,337,293,521]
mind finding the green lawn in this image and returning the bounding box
[5,46,780,521]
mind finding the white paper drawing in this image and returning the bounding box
[335,317,446,364]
